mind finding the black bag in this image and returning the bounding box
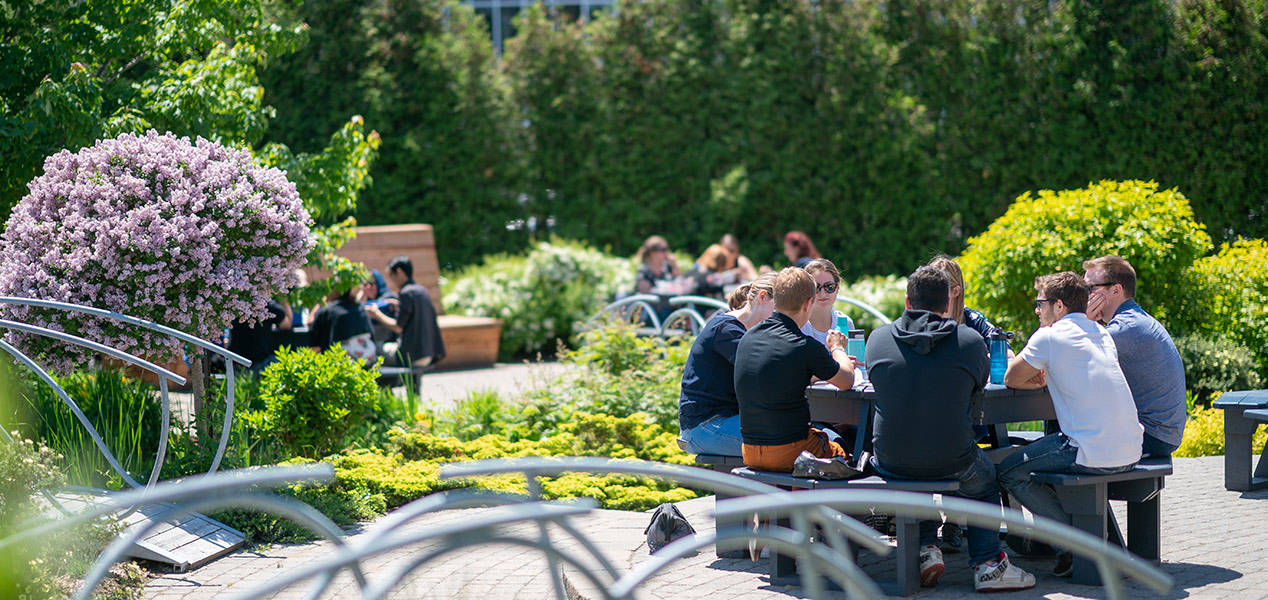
[644,502,696,554]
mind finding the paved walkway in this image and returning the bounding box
[142,455,1268,599]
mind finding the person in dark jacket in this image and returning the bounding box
[866,266,1035,592]
[367,255,446,389]
[228,296,292,373]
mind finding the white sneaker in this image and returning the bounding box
[974,552,1037,592]
[919,544,945,587]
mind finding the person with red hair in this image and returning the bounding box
[783,231,821,268]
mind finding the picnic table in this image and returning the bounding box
[804,381,1057,459]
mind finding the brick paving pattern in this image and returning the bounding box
[144,455,1268,599]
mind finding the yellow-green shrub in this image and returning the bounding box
[1175,405,1268,458]
[1177,239,1268,380]
[961,180,1211,337]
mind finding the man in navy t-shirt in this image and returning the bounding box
[734,267,856,472]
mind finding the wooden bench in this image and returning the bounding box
[1213,390,1268,491]
[327,224,502,369]
[732,466,958,596]
[1029,457,1172,586]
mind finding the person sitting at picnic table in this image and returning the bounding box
[782,230,821,269]
[678,273,777,457]
[635,235,682,294]
[228,292,292,374]
[1083,255,1186,457]
[734,267,858,472]
[362,269,399,354]
[720,234,759,282]
[928,255,1004,340]
[688,244,736,300]
[309,288,376,367]
[367,255,446,389]
[800,258,856,347]
[867,266,1036,592]
[1000,271,1142,578]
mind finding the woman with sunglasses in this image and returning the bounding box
[800,258,855,347]
[679,273,777,456]
[635,235,682,294]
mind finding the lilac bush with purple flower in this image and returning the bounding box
[0,131,314,372]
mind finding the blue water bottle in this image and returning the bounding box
[847,328,867,383]
[989,331,1014,385]
[835,312,851,334]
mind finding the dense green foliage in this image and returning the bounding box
[959,180,1212,337]
[0,0,379,306]
[260,0,523,269]
[253,0,1268,273]
[258,346,382,458]
[4,368,161,488]
[1174,335,1265,406]
[443,239,635,358]
[1176,401,1268,458]
[1177,239,1268,380]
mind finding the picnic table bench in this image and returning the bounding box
[1213,389,1268,491]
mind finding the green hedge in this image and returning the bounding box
[254,0,1268,273]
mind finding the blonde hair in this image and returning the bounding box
[774,267,815,313]
[697,244,731,272]
[727,272,776,309]
[928,255,965,323]
[636,235,669,264]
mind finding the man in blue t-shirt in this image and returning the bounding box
[1083,255,1187,457]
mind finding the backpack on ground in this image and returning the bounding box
[644,502,696,554]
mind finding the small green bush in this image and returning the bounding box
[443,239,635,359]
[1175,403,1268,458]
[258,346,381,458]
[1173,335,1264,407]
[960,180,1212,338]
[1178,239,1268,380]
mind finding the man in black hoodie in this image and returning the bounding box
[866,266,1034,592]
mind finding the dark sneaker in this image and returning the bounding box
[791,450,862,480]
[974,552,1036,592]
[1002,532,1058,557]
[941,523,965,554]
[919,544,945,587]
[1053,551,1073,577]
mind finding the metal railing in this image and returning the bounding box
[0,297,252,490]
[2,457,1175,599]
[837,294,892,324]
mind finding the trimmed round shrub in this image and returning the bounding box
[960,180,1211,337]
[0,131,313,371]
[1177,239,1268,380]
[443,239,635,358]
[259,346,381,458]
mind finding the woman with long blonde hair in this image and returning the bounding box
[678,273,777,456]
[927,255,1002,340]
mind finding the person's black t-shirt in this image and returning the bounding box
[229,299,286,364]
[867,309,989,478]
[396,281,445,364]
[310,298,372,352]
[679,313,746,431]
[734,312,840,445]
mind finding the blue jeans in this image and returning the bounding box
[1142,431,1179,458]
[997,433,1135,526]
[681,414,742,456]
[875,448,1002,566]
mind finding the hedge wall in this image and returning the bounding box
[261,0,1268,273]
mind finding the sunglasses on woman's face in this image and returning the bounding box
[816,282,839,294]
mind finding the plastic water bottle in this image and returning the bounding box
[989,331,1014,384]
[847,329,867,383]
[835,312,851,334]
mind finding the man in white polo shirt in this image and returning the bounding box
[998,271,1142,577]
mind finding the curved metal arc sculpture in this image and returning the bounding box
[0,297,254,490]
[836,294,892,324]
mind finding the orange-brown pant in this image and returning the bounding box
[742,427,848,472]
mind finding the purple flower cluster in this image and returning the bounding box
[0,131,314,372]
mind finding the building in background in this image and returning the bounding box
[462,0,614,54]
